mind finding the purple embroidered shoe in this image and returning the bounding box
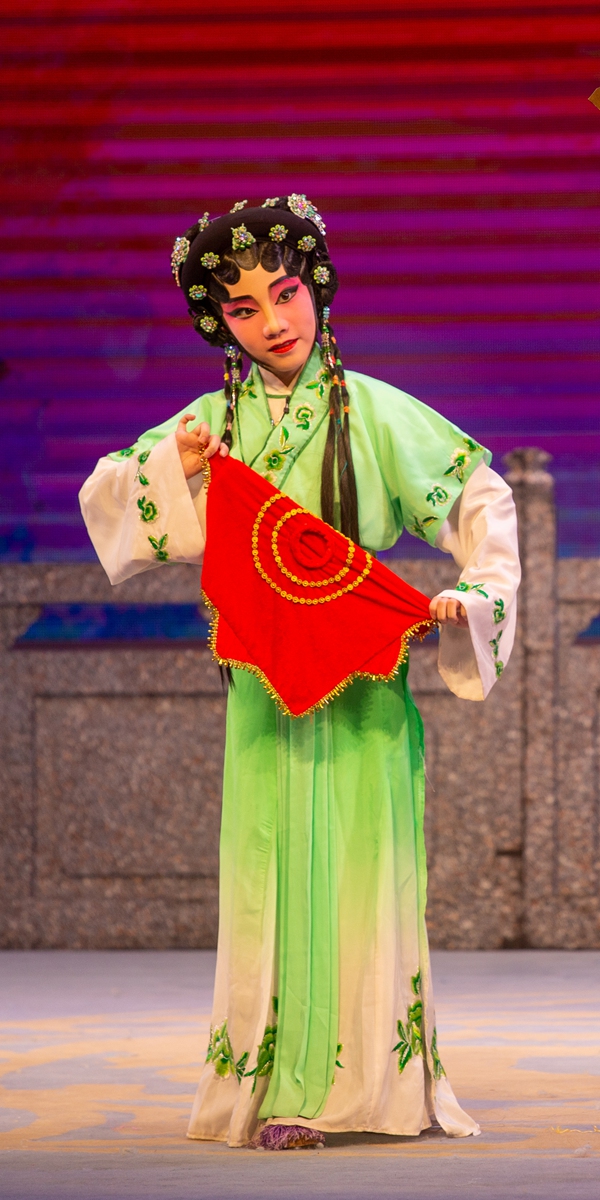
[256,1124,325,1150]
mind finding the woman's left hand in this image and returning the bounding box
[429,595,469,627]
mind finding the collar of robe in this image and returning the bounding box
[237,344,331,486]
[200,453,435,717]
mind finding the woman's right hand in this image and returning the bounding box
[175,416,229,480]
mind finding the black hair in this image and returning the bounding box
[180,220,359,545]
[209,239,308,298]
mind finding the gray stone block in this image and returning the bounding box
[1,457,599,949]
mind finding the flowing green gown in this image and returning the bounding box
[113,346,488,1142]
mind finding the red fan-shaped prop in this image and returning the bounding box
[201,455,435,717]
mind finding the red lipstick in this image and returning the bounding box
[270,338,298,355]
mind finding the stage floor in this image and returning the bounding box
[1,950,599,1199]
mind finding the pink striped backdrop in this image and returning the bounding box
[1,0,599,559]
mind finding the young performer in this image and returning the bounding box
[80,196,520,1150]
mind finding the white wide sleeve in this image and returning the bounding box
[78,433,206,586]
[433,461,521,701]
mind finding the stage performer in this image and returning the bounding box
[80,196,520,1150]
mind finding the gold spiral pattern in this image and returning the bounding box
[271,508,355,587]
[251,493,372,605]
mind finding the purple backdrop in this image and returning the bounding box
[1,1,599,560]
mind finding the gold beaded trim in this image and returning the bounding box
[202,589,435,719]
[252,493,371,604]
[198,454,212,487]
[271,507,355,587]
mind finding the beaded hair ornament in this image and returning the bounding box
[171,195,358,542]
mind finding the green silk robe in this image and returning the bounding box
[90,345,502,1142]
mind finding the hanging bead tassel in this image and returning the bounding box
[320,305,336,376]
[223,343,242,448]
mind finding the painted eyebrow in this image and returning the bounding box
[223,275,297,306]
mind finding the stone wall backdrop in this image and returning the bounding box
[1,451,599,949]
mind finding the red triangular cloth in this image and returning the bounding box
[201,455,435,717]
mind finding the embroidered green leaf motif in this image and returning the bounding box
[245,997,278,1094]
[266,427,295,469]
[463,436,483,453]
[495,660,504,678]
[117,447,136,457]
[392,1019,413,1073]
[239,381,257,400]
[137,496,158,523]
[332,1042,345,1084]
[306,369,328,400]
[206,1020,237,1079]
[443,449,471,482]
[235,1050,249,1082]
[431,1027,446,1081]
[393,973,424,1074]
[456,581,489,599]
[134,452,149,484]
[493,597,506,624]
[148,534,169,562]
[245,1022,278,1094]
[426,486,450,508]
[408,999,423,1055]
[293,403,315,431]
[394,971,446,1082]
[411,515,437,540]
[264,450,288,471]
[489,630,503,659]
